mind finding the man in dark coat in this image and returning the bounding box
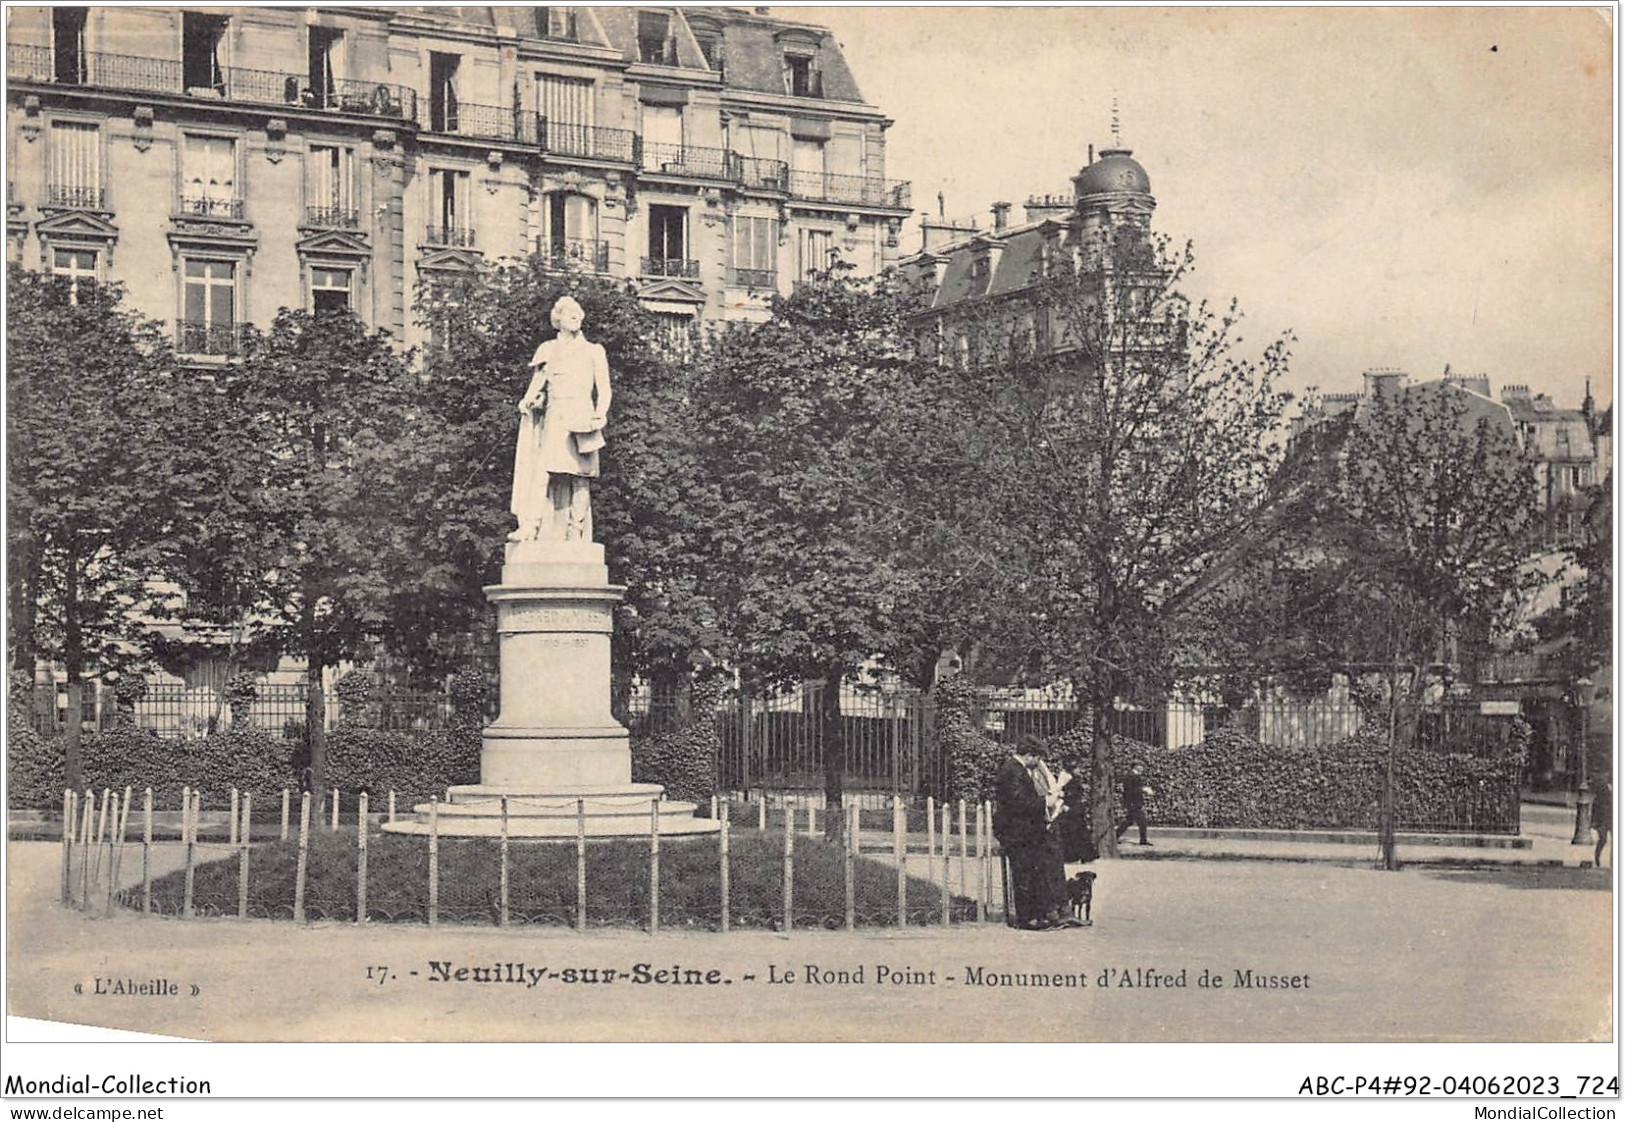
[1116,763,1153,846]
[993,745,1070,928]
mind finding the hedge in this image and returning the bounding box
[629,679,725,804]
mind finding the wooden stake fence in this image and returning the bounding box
[940,802,951,926]
[356,791,369,924]
[141,788,153,915]
[575,797,587,932]
[427,798,440,927]
[60,789,75,905]
[976,802,987,923]
[78,790,93,909]
[844,800,857,931]
[280,788,290,841]
[893,795,906,927]
[293,791,311,923]
[958,799,969,900]
[781,798,794,934]
[719,800,731,933]
[181,789,197,919]
[238,792,252,920]
[102,791,119,917]
[498,796,510,928]
[229,788,239,847]
[649,798,661,935]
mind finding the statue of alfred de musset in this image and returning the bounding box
[508,296,611,544]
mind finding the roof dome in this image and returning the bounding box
[1072,148,1152,198]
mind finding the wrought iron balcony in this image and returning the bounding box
[304,205,359,229]
[45,184,105,209]
[542,237,610,273]
[6,43,416,121]
[727,267,776,290]
[539,118,637,163]
[729,155,789,193]
[176,321,241,356]
[177,195,245,220]
[786,170,912,209]
[425,100,539,145]
[641,257,699,279]
[425,226,477,248]
[640,142,730,179]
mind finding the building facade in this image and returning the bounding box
[5,5,912,353]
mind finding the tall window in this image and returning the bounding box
[641,104,683,169]
[305,145,354,226]
[308,27,343,108]
[181,259,237,354]
[791,138,824,176]
[543,191,601,267]
[646,205,687,274]
[638,11,673,65]
[731,215,777,287]
[694,31,721,71]
[52,7,87,85]
[181,135,238,217]
[182,12,228,96]
[51,247,97,305]
[537,74,594,155]
[429,52,460,133]
[311,267,352,315]
[798,228,832,281]
[48,121,101,209]
[429,169,471,244]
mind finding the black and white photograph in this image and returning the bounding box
[1,1,1616,1111]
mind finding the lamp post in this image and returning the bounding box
[1569,676,1596,845]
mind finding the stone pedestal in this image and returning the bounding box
[384,540,717,838]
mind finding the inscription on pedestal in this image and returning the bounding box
[498,604,610,633]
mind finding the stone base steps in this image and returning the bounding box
[379,783,721,838]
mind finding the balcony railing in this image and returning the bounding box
[641,257,699,278]
[542,237,610,273]
[786,170,912,209]
[304,205,359,229]
[7,43,416,121]
[44,184,105,209]
[425,226,477,248]
[539,118,637,163]
[640,142,730,179]
[426,100,539,145]
[177,321,241,356]
[727,267,776,290]
[730,155,788,193]
[176,195,245,220]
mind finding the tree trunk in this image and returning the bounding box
[9,536,40,674]
[820,672,845,846]
[307,659,327,816]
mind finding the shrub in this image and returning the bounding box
[333,670,374,725]
[936,676,1006,804]
[630,678,723,804]
[325,725,482,802]
[6,722,61,810]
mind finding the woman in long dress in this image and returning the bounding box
[510,296,611,542]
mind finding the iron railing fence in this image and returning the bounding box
[175,321,242,356]
[786,170,911,209]
[542,237,610,272]
[640,256,700,278]
[425,100,534,145]
[176,195,244,220]
[539,118,638,163]
[425,226,477,248]
[640,142,730,178]
[303,205,359,229]
[7,43,415,121]
[730,155,789,192]
[44,184,105,209]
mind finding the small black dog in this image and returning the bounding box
[1066,870,1096,925]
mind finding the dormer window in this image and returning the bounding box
[538,7,578,40]
[182,12,228,98]
[694,31,721,71]
[638,11,674,65]
[784,52,821,97]
[308,27,343,109]
[52,7,87,85]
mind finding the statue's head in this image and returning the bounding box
[550,296,586,332]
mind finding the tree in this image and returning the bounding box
[958,230,1293,859]
[188,309,421,803]
[689,267,922,839]
[6,266,186,790]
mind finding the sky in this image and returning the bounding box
[801,5,1614,411]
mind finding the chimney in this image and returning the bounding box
[1501,383,1532,403]
[990,201,1011,232]
[1023,194,1074,223]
